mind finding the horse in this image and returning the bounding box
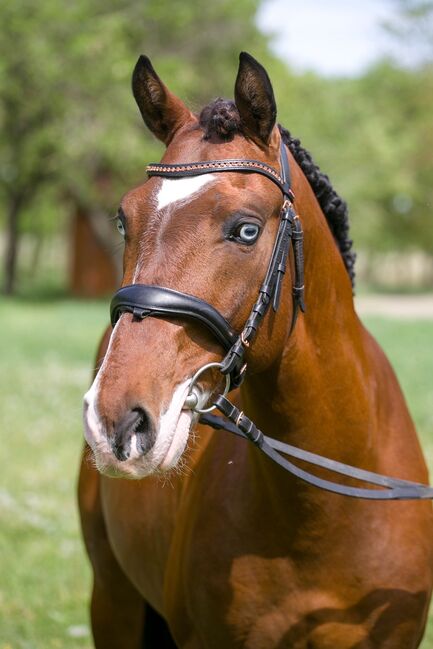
[79,52,433,648]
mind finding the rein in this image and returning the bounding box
[201,401,433,500]
[110,141,433,501]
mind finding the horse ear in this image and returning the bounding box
[132,55,193,145]
[234,52,277,147]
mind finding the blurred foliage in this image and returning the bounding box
[0,0,273,292]
[0,0,432,294]
[280,61,433,253]
[0,0,270,213]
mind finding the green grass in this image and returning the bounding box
[0,297,432,647]
[0,298,109,649]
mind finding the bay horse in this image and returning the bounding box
[79,52,433,648]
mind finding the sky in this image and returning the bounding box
[257,0,399,77]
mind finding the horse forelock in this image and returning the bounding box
[198,98,241,142]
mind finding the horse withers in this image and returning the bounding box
[79,52,433,648]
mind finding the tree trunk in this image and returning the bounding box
[3,195,22,295]
[69,204,119,297]
[29,231,44,275]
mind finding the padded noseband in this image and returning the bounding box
[111,285,238,352]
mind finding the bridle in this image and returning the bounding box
[109,140,433,501]
[111,140,305,391]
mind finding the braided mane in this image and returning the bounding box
[199,99,356,288]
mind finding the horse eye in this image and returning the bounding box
[234,223,260,245]
[116,218,126,238]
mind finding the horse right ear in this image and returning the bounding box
[234,52,276,148]
[132,55,193,145]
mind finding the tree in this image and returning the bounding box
[384,0,433,63]
[0,0,273,295]
[0,2,65,293]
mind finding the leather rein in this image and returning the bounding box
[110,141,433,501]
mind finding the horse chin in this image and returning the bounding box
[92,451,148,480]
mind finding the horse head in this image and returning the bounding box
[83,53,311,478]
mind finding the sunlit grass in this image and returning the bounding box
[0,297,432,647]
[0,298,108,649]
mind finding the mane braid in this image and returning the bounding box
[199,100,356,288]
[279,125,356,288]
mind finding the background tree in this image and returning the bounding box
[0,0,273,295]
[384,0,433,61]
[0,2,65,294]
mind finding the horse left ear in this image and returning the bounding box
[132,55,193,145]
[234,52,277,148]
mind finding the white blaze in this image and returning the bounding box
[157,175,215,210]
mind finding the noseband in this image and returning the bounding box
[109,141,433,501]
[110,140,305,389]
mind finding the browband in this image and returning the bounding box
[147,158,295,201]
[110,285,238,352]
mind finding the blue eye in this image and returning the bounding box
[234,223,260,245]
[117,218,126,237]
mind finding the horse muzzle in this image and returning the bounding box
[83,374,201,479]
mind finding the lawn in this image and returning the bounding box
[0,297,432,648]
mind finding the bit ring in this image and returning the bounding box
[185,362,230,414]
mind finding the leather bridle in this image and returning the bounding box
[111,140,304,389]
[109,140,433,501]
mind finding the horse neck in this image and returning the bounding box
[240,163,376,470]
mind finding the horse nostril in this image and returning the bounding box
[112,440,130,462]
[132,407,155,455]
[111,406,155,462]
